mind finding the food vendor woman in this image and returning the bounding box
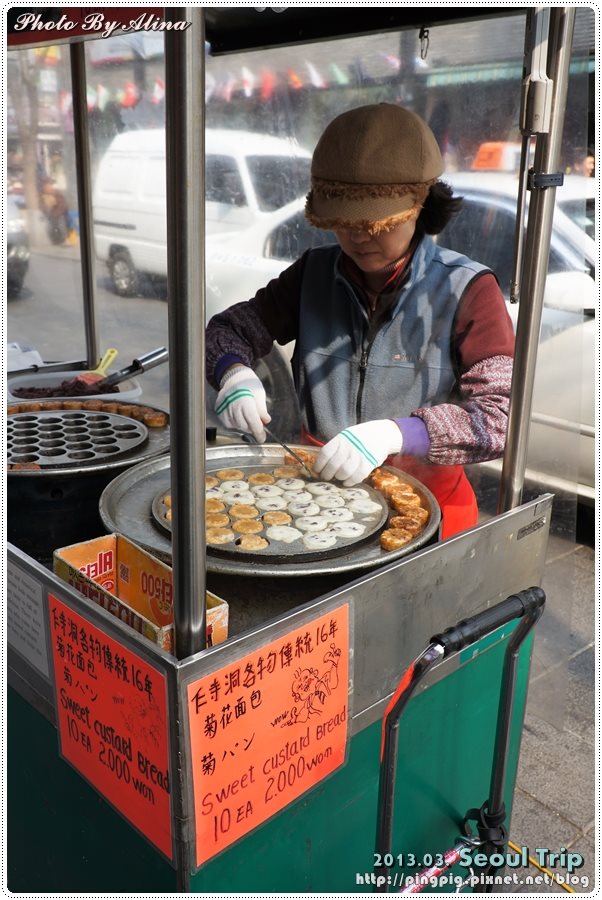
[206,104,515,539]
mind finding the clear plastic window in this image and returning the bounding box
[246,156,311,211]
[206,156,246,207]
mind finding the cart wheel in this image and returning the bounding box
[7,273,24,297]
[109,250,139,297]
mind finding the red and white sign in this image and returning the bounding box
[187,604,350,867]
[48,594,172,859]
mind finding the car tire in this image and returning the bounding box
[205,346,300,441]
[109,250,139,296]
[7,275,24,297]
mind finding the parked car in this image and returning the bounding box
[437,171,596,505]
[205,172,596,503]
[93,128,311,296]
[7,194,30,296]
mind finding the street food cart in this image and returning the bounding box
[7,7,584,892]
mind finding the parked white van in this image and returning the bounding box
[92,128,311,295]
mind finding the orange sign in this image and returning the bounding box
[187,604,350,868]
[48,594,172,859]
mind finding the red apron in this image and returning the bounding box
[301,429,478,540]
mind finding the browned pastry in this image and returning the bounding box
[248,472,276,485]
[272,465,303,478]
[388,490,422,511]
[162,492,172,508]
[370,468,404,491]
[237,534,269,551]
[232,518,264,534]
[23,401,42,412]
[206,527,235,545]
[63,400,84,410]
[206,498,226,514]
[216,468,245,481]
[380,527,414,551]
[164,508,172,522]
[41,400,63,411]
[7,405,21,415]
[388,516,423,536]
[381,480,414,500]
[117,403,136,416]
[262,510,293,526]
[82,400,103,411]
[143,409,168,428]
[101,401,119,413]
[205,475,219,489]
[9,461,42,470]
[206,513,230,528]
[229,504,259,519]
[392,504,429,524]
[283,448,316,469]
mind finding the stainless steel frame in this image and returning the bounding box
[8,8,573,651]
[164,8,208,660]
[500,7,576,512]
[7,495,553,887]
[69,42,100,369]
[7,7,574,887]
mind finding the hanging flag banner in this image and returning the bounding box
[121,81,139,108]
[260,69,276,101]
[151,77,165,105]
[218,73,237,102]
[86,85,97,110]
[381,52,401,71]
[287,67,303,90]
[306,61,325,89]
[48,595,173,860]
[241,66,256,98]
[187,604,350,868]
[96,83,110,111]
[329,62,349,86]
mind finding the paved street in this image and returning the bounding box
[7,242,171,408]
[468,471,596,895]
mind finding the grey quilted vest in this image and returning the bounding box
[292,235,489,441]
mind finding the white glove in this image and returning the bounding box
[214,365,271,442]
[314,420,402,486]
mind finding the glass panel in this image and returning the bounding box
[6,11,594,554]
[7,45,84,357]
[265,212,335,261]
[246,156,311,211]
[206,156,246,206]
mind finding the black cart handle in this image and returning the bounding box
[431,586,545,657]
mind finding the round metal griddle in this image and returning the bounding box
[99,444,441,577]
[7,401,171,561]
[8,410,148,469]
[7,404,170,477]
[150,467,390,563]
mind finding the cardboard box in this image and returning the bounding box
[54,534,228,655]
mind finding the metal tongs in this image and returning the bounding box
[236,427,314,478]
[97,347,169,388]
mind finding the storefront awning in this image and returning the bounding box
[426,56,594,86]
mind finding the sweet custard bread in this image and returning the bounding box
[380,527,414,551]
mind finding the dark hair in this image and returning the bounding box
[416,180,463,235]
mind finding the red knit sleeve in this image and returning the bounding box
[412,272,515,464]
[452,273,515,371]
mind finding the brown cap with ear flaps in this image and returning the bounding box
[305,103,444,234]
